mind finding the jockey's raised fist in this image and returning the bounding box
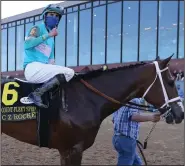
[49,28,58,37]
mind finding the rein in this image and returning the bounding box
[80,79,164,112]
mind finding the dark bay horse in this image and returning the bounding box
[1,55,184,165]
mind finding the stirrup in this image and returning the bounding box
[28,93,49,108]
[36,101,49,109]
[33,100,49,108]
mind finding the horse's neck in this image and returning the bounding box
[91,65,153,121]
[85,69,136,121]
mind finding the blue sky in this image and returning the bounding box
[2,1,63,19]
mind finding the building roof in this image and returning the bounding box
[1,1,88,24]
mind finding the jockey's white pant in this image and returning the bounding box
[24,62,75,83]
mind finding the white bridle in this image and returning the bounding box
[141,61,184,147]
[142,61,184,117]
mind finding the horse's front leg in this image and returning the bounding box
[59,142,84,166]
[59,151,83,166]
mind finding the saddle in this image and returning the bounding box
[1,67,91,110]
[1,76,62,119]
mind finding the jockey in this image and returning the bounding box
[23,4,75,108]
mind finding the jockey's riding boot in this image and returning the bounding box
[28,74,67,108]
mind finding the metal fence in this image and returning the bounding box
[1,0,184,72]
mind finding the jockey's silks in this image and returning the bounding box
[23,21,54,69]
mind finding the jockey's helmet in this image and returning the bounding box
[42,4,64,18]
[42,4,64,29]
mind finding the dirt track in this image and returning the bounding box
[1,116,184,165]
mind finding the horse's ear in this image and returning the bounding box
[102,65,108,71]
[160,54,173,68]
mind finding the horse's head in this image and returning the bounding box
[142,54,184,124]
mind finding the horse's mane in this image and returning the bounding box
[1,61,148,82]
[74,61,148,80]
